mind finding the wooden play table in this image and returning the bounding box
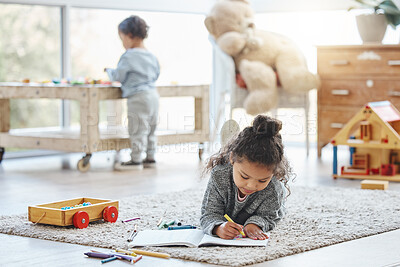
[0,83,209,171]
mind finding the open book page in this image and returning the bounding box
[129,229,205,248]
[199,233,269,247]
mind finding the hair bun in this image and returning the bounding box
[252,115,282,137]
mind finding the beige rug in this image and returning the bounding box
[1,185,400,266]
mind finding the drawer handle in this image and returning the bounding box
[330,123,344,129]
[330,60,349,66]
[388,90,400,97]
[388,60,400,66]
[331,89,349,96]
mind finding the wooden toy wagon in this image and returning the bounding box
[28,197,119,229]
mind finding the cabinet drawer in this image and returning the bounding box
[319,79,400,106]
[318,106,359,144]
[377,81,400,107]
[317,48,400,76]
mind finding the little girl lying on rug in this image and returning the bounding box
[201,115,293,240]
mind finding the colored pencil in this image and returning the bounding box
[122,217,140,223]
[129,248,171,259]
[224,214,245,237]
[115,248,137,257]
[101,256,118,263]
[168,225,196,230]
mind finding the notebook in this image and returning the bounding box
[129,229,269,248]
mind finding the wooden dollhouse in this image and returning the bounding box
[331,101,400,182]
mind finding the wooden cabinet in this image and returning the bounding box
[317,45,400,156]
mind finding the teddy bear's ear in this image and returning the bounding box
[204,16,214,34]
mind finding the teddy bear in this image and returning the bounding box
[205,0,320,115]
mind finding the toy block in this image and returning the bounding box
[361,180,389,190]
[381,164,396,176]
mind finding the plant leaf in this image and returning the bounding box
[355,0,381,8]
[351,0,400,27]
[379,0,400,14]
[378,0,400,27]
[386,13,400,27]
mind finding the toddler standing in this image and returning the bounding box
[106,15,160,171]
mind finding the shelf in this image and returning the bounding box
[334,174,400,182]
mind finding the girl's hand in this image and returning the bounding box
[244,224,268,240]
[214,221,244,239]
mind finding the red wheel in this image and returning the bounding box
[103,206,118,223]
[73,211,89,229]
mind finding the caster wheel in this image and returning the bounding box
[198,142,205,160]
[198,148,204,160]
[73,211,89,229]
[103,206,118,223]
[77,158,90,172]
[0,147,4,164]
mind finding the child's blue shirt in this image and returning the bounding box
[107,48,160,98]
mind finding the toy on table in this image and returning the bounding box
[23,77,114,86]
[28,197,119,229]
[331,101,400,182]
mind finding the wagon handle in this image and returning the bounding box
[33,212,46,225]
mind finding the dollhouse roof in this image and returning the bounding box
[369,101,400,122]
[331,101,400,149]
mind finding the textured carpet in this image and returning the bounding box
[1,185,400,266]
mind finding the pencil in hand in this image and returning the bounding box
[224,214,245,237]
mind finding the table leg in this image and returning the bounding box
[87,89,100,152]
[195,98,202,131]
[0,99,10,132]
[80,88,100,153]
[80,89,90,153]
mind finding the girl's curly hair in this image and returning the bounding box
[204,115,294,195]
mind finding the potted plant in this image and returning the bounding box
[350,0,400,43]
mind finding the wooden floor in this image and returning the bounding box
[1,143,400,266]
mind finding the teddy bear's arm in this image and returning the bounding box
[216,32,247,57]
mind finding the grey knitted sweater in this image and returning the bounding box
[200,163,286,236]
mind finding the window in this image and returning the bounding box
[69,8,212,129]
[70,8,211,85]
[0,3,61,129]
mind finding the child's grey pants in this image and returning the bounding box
[127,90,159,162]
